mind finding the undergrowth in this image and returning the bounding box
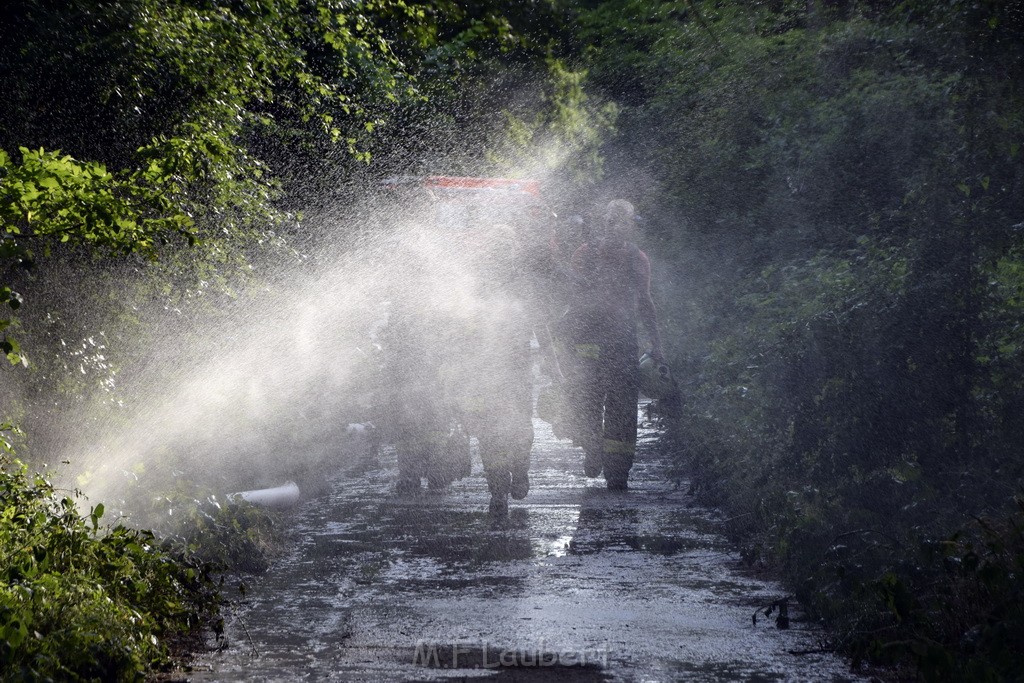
[134,481,282,575]
[0,452,280,680]
[659,411,1024,681]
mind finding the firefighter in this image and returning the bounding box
[446,222,554,515]
[563,199,663,490]
[381,228,469,494]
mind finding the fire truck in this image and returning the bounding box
[378,175,553,232]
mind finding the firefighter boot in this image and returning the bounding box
[486,468,511,516]
[396,475,422,495]
[510,459,530,500]
[603,455,630,491]
[582,436,603,478]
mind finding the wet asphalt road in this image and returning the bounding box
[189,416,863,682]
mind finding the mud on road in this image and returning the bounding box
[190,417,863,682]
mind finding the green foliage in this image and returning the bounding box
[0,0,580,423]
[803,498,1024,680]
[584,0,1024,676]
[0,146,193,257]
[0,455,219,680]
[486,57,619,184]
[0,0,435,380]
[142,484,281,574]
[0,0,517,460]
[0,144,192,367]
[0,424,23,457]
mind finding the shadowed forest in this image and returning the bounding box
[1,1,1023,680]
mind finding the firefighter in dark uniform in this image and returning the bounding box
[445,225,527,515]
[563,200,663,490]
[382,229,470,494]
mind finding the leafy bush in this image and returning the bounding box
[0,454,219,680]
[804,497,1024,681]
[589,0,1024,677]
[144,485,282,575]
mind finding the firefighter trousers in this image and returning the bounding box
[569,337,639,487]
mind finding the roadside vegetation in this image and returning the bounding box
[0,449,219,680]
[584,1,1024,678]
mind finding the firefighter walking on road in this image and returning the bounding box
[563,199,663,490]
[443,221,558,516]
[381,228,471,494]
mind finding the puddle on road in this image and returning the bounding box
[189,419,863,682]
